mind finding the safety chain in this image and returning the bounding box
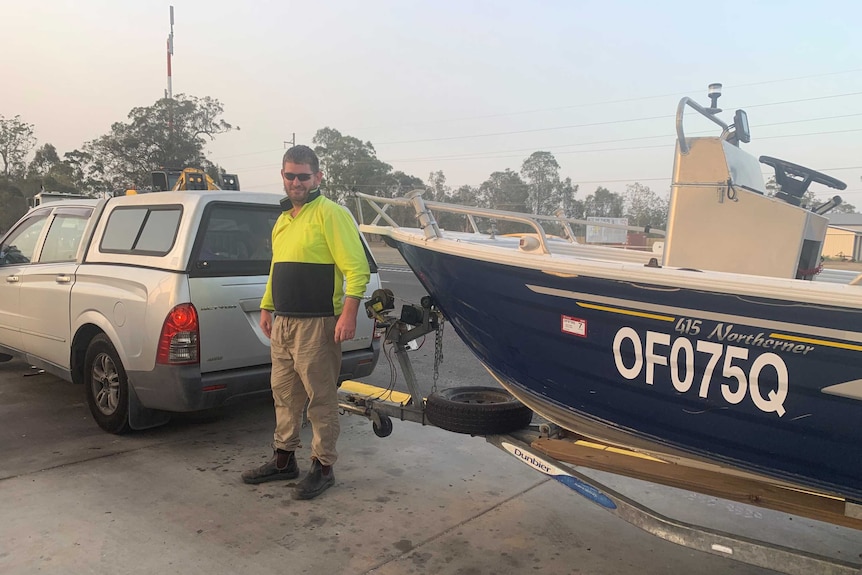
[432,316,444,394]
[796,264,823,276]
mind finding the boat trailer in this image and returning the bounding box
[336,293,862,575]
[337,289,437,436]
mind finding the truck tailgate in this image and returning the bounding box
[190,275,271,373]
[189,272,379,374]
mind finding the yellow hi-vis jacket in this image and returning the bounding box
[261,190,370,317]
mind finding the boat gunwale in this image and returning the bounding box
[362,223,862,311]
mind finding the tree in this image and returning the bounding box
[0,181,27,233]
[557,177,582,219]
[312,127,393,204]
[477,169,527,212]
[0,115,36,179]
[18,144,82,200]
[426,170,450,202]
[830,200,857,214]
[62,149,104,194]
[623,182,668,229]
[443,184,481,232]
[584,186,624,218]
[26,143,61,179]
[520,151,561,215]
[518,151,583,226]
[81,94,236,191]
[385,170,425,199]
[427,171,467,230]
[451,184,479,207]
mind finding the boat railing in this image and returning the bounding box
[676,83,751,155]
[354,191,664,256]
[675,96,730,155]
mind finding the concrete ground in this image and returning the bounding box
[2,363,861,575]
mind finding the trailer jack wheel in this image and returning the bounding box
[372,412,393,438]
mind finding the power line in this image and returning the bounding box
[373,91,862,146]
[228,119,862,175]
[346,68,862,133]
[224,96,862,193]
[374,113,862,164]
[233,126,862,172]
[212,80,862,164]
[374,115,675,145]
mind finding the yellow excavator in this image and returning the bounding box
[150,167,240,192]
[120,168,240,196]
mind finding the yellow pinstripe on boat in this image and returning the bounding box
[577,301,675,322]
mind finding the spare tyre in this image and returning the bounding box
[425,386,533,435]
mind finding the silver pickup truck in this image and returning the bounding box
[0,191,382,433]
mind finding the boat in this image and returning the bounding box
[355,83,862,505]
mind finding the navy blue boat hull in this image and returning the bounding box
[389,237,862,501]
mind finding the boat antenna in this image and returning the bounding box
[707,83,722,114]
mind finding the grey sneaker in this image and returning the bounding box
[292,459,334,500]
[241,451,299,484]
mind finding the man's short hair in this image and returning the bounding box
[282,145,319,173]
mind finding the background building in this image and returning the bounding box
[824,214,862,261]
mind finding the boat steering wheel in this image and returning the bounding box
[759,155,846,206]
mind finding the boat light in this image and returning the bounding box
[519,235,542,252]
[708,83,722,110]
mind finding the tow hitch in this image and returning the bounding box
[337,289,442,436]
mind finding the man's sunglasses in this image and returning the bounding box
[283,172,314,182]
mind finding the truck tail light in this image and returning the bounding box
[157,303,200,365]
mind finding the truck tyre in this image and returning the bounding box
[84,334,131,434]
[425,386,533,435]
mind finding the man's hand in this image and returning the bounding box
[335,298,361,343]
[260,309,273,339]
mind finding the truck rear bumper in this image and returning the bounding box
[339,341,381,381]
[128,342,380,412]
[128,364,272,412]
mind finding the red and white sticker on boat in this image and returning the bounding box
[561,315,587,337]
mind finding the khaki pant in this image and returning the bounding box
[270,315,342,466]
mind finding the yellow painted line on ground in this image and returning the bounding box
[340,380,415,405]
[770,332,862,352]
[576,301,676,322]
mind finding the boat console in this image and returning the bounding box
[662,84,846,280]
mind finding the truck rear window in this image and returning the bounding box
[189,202,379,278]
[190,204,280,277]
[100,206,182,255]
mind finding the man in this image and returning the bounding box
[241,145,370,500]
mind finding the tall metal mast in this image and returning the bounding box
[166,6,174,100]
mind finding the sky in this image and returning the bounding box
[2,0,862,206]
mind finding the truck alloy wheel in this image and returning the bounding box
[84,334,131,434]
